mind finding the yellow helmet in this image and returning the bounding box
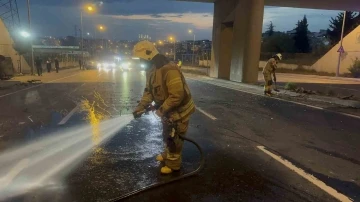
[133,40,159,61]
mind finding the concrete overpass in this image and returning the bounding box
[178,0,360,83]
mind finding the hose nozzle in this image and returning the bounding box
[133,105,156,119]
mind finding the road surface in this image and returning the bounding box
[0,68,359,202]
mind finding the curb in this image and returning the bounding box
[184,72,360,109]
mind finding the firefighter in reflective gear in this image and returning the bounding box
[132,40,196,174]
[263,53,282,96]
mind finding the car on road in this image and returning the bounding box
[84,60,98,70]
[98,62,116,72]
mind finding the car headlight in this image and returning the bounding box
[122,63,129,69]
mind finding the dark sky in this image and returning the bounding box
[17,0,340,41]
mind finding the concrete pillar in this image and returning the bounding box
[230,0,264,83]
[211,0,264,83]
[218,23,233,80]
[210,0,238,78]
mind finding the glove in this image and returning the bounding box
[155,110,163,118]
[133,105,145,119]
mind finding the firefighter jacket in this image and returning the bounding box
[138,55,195,122]
[263,58,277,75]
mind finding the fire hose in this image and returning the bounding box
[108,107,205,201]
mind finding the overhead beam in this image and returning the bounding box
[177,0,360,11]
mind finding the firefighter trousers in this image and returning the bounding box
[263,73,273,93]
[162,120,189,170]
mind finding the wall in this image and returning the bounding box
[312,25,360,74]
[0,19,31,74]
[199,60,211,67]
[259,61,312,70]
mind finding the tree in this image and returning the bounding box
[261,32,296,53]
[293,15,310,53]
[327,11,360,46]
[266,21,275,37]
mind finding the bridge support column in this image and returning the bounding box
[210,0,264,83]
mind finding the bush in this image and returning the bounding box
[349,58,360,78]
[284,82,297,91]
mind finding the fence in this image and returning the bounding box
[199,60,211,67]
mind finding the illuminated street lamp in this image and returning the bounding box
[168,36,176,60]
[20,31,30,38]
[80,4,96,65]
[18,30,31,74]
[96,25,106,49]
[26,0,35,74]
[87,6,94,11]
[188,29,196,65]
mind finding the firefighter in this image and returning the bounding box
[263,53,282,96]
[132,40,195,174]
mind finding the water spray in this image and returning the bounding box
[0,115,133,201]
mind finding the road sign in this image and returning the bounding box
[337,46,345,53]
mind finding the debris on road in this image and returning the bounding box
[26,80,42,84]
[340,95,354,100]
[27,116,33,122]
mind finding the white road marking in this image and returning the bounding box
[0,73,80,99]
[188,77,360,119]
[197,107,217,120]
[68,83,85,96]
[257,146,353,202]
[58,105,80,125]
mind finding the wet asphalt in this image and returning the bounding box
[0,69,359,202]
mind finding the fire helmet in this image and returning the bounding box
[133,40,159,61]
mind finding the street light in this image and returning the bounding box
[168,36,176,61]
[336,11,346,77]
[188,29,196,65]
[20,31,30,38]
[87,6,94,11]
[97,25,106,49]
[80,4,96,67]
[18,31,31,74]
[26,0,34,75]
